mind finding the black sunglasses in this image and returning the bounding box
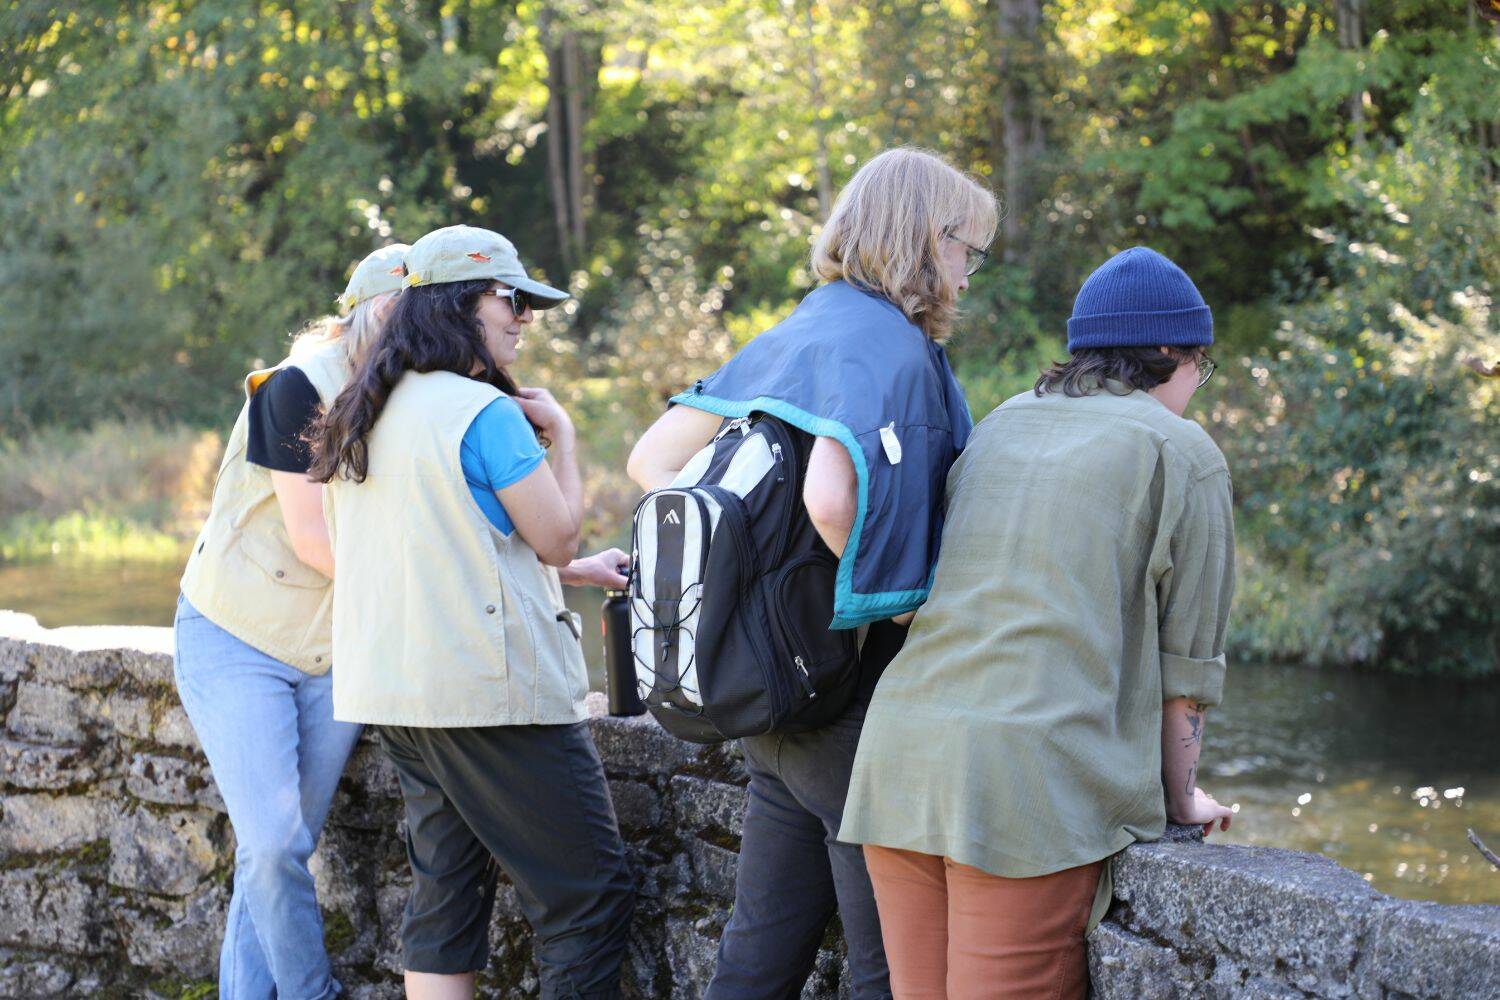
[482,286,534,316]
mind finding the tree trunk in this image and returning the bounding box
[800,1,835,218]
[540,9,596,270]
[562,32,587,257]
[1335,0,1366,149]
[1493,20,1499,186]
[542,34,572,268]
[993,0,1046,264]
[1472,3,1498,184]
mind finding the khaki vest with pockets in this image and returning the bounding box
[179,339,352,675]
[324,370,589,727]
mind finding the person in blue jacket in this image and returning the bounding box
[628,147,997,1000]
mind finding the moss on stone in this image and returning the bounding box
[73,839,109,866]
[323,909,356,953]
[0,838,109,872]
[697,825,742,853]
[143,975,217,999]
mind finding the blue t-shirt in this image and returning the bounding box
[460,396,547,535]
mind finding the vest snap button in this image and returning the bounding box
[485,604,496,614]
[315,655,323,663]
[275,570,285,579]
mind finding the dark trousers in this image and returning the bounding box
[704,621,908,1000]
[377,723,636,1000]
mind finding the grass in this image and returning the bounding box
[0,512,188,564]
[0,422,218,565]
[0,414,641,567]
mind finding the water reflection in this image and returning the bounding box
[2,559,1497,904]
[1207,662,1500,904]
[0,558,185,629]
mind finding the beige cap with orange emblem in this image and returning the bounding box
[336,243,411,314]
[401,225,569,308]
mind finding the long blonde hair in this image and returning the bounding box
[290,291,397,368]
[811,147,997,342]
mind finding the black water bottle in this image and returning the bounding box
[602,589,646,717]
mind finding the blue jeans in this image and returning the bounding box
[173,596,363,1000]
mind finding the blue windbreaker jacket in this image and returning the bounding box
[671,280,973,628]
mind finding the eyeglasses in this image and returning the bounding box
[482,287,533,316]
[944,232,990,277]
[1195,354,1217,389]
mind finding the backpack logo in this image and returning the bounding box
[662,509,681,525]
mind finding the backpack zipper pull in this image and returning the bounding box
[794,656,816,698]
[713,416,751,442]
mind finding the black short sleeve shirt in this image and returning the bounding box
[246,368,322,473]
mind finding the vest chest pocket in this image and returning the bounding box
[238,530,329,589]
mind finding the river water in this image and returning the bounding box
[2,558,1496,906]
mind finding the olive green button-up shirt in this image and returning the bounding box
[839,386,1236,880]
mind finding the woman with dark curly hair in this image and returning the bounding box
[308,225,634,1000]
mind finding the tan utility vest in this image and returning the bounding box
[179,339,353,675]
[324,370,589,727]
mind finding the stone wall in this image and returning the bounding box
[2,612,1497,999]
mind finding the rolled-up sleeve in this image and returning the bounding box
[1158,469,1236,706]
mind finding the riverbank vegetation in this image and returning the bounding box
[0,423,215,563]
[2,1,1495,674]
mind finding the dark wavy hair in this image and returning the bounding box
[307,279,521,483]
[1033,345,1204,397]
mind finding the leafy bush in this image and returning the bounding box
[1222,119,1499,676]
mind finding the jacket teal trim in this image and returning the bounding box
[668,391,931,628]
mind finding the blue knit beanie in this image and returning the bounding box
[1066,247,1213,352]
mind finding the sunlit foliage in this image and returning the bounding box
[1,0,1495,671]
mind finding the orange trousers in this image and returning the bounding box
[863,846,1103,1000]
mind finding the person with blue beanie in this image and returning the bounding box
[840,247,1238,999]
[1065,244,1214,349]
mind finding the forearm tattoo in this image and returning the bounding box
[1178,702,1208,749]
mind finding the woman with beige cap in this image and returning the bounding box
[174,244,407,999]
[308,225,635,1000]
